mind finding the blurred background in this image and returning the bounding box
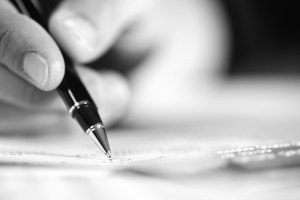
[223,0,300,75]
[112,0,300,127]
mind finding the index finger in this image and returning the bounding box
[49,0,152,63]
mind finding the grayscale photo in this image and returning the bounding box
[0,0,299,199]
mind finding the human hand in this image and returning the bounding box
[0,0,154,133]
[0,0,229,134]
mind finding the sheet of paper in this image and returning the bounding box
[0,120,300,200]
[0,120,299,170]
[0,126,228,174]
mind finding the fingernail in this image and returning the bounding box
[23,53,48,87]
[61,15,97,50]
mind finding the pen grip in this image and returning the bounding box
[58,55,102,131]
[57,54,97,110]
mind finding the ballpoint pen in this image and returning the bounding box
[10,0,112,158]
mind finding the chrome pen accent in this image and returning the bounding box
[68,100,90,115]
[86,123,105,135]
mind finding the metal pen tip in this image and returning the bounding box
[106,151,112,159]
[86,124,111,158]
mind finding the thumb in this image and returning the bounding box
[0,1,64,91]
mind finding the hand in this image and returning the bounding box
[0,0,150,133]
[0,0,229,134]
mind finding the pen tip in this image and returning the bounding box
[87,124,112,157]
[106,151,112,159]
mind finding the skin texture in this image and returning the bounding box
[0,0,229,133]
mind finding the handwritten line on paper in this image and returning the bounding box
[0,143,214,168]
[4,141,300,171]
[0,151,155,167]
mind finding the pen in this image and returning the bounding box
[10,0,112,158]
